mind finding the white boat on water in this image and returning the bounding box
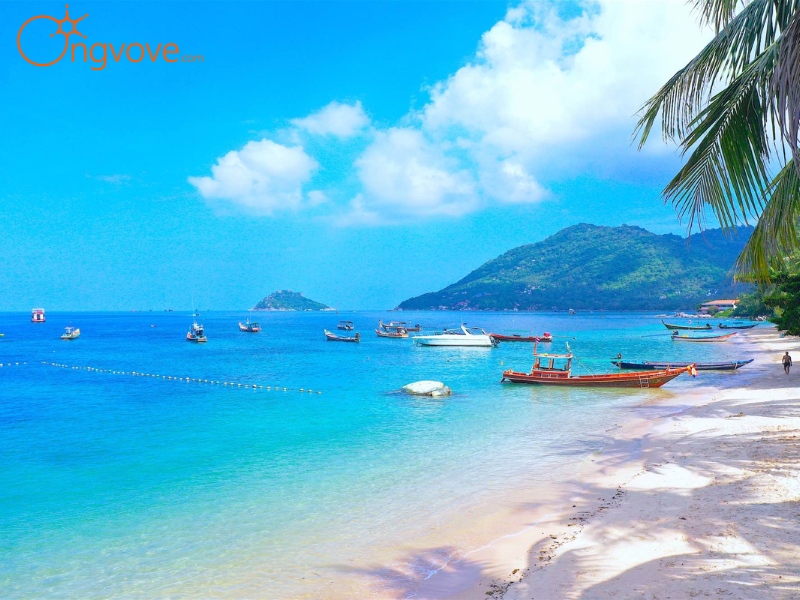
[412,325,496,347]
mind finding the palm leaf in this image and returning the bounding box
[736,158,800,281]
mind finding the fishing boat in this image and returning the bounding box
[238,318,261,332]
[612,359,753,371]
[380,320,422,332]
[718,323,758,330]
[413,325,496,347]
[502,343,690,388]
[324,329,360,342]
[337,320,354,331]
[376,328,408,338]
[31,308,45,323]
[490,332,553,343]
[186,321,207,343]
[671,331,736,342]
[662,320,712,330]
[60,327,80,340]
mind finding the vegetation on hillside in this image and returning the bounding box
[397,223,752,311]
[253,290,331,311]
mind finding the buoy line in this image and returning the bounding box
[41,361,322,394]
[0,361,27,368]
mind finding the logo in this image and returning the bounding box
[17,4,202,71]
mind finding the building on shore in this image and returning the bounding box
[699,299,739,314]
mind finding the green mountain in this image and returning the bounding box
[396,224,752,311]
[253,290,332,311]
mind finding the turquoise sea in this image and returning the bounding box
[0,311,757,598]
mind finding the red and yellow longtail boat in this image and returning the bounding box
[501,342,692,388]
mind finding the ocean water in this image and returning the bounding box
[0,311,756,598]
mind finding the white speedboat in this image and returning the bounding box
[412,325,496,347]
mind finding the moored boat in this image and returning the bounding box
[60,326,80,340]
[324,329,360,342]
[502,343,691,387]
[413,325,496,347]
[376,328,408,338]
[337,320,355,331]
[718,323,758,330]
[187,321,207,343]
[671,331,736,342]
[380,320,421,332]
[31,308,45,323]
[490,332,553,343]
[612,359,753,371]
[662,320,712,330]
[238,319,261,332]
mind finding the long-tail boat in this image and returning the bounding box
[238,318,261,332]
[380,320,421,332]
[324,329,360,342]
[490,332,553,343]
[718,323,758,329]
[662,320,712,331]
[612,359,753,371]
[501,342,691,388]
[60,326,80,340]
[671,331,736,342]
[376,328,408,338]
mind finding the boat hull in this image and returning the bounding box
[490,334,552,343]
[718,324,757,329]
[662,321,712,331]
[612,359,753,371]
[376,329,408,338]
[501,367,686,387]
[671,333,736,342]
[238,323,261,332]
[325,330,359,342]
[414,336,494,347]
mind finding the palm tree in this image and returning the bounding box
[636,0,800,282]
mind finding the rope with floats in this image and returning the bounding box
[41,361,322,394]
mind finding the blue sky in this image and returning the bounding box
[0,1,711,311]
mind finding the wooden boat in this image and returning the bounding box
[337,320,354,331]
[60,326,80,340]
[718,323,758,330]
[662,320,712,331]
[671,331,736,342]
[31,308,45,323]
[324,329,360,342]
[238,319,261,332]
[612,359,753,371]
[187,321,207,343]
[376,328,408,338]
[502,343,690,388]
[380,320,421,332]
[490,332,553,343]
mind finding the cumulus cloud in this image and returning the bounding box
[291,101,370,138]
[353,128,477,220]
[188,139,318,214]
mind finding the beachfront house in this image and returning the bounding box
[699,299,739,314]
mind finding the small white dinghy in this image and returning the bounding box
[401,381,451,397]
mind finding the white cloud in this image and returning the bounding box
[188,139,318,214]
[291,101,370,138]
[353,127,477,220]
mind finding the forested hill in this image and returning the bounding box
[253,290,331,311]
[396,224,752,311]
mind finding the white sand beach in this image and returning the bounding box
[403,328,800,599]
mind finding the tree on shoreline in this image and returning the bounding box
[636,0,800,282]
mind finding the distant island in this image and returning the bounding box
[396,223,753,312]
[253,290,333,311]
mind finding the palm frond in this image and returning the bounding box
[692,0,745,33]
[636,0,797,148]
[736,158,800,281]
[773,10,800,164]
[662,45,776,232]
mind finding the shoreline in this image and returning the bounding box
[387,327,800,599]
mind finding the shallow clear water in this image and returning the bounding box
[0,311,755,598]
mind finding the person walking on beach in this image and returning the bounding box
[783,352,793,374]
